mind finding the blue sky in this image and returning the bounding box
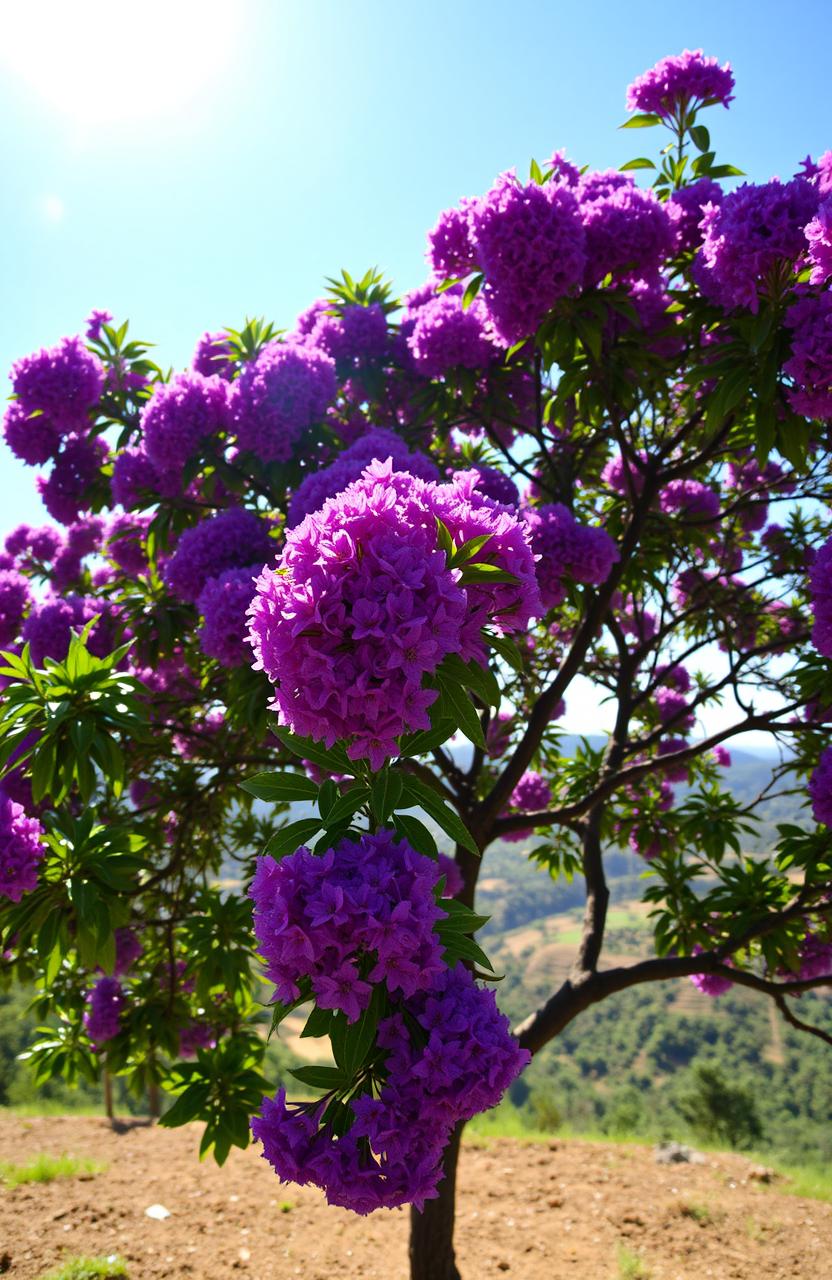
[0,0,828,742]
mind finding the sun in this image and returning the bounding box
[0,0,240,131]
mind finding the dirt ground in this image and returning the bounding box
[0,1113,829,1280]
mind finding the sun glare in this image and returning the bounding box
[0,0,239,131]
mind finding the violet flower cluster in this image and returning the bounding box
[575,170,674,287]
[503,770,553,843]
[83,975,125,1049]
[253,963,528,1213]
[250,829,446,1015]
[231,340,336,463]
[10,335,104,434]
[809,746,832,827]
[524,503,620,609]
[405,288,501,376]
[0,569,31,649]
[625,49,734,117]
[809,534,832,658]
[784,293,832,422]
[140,371,230,476]
[196,567,262,667]
[37,435,107,526]
[164,507,274,604]
[22,595,116,666]
[0,795,45,902]
[248,461,538,769]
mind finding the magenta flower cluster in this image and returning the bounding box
[504,769,553,843]
[22,595,116,666]
[250,829,447,1014]
[809,535,832,658]
[37,435,107,526]
[249,461,538,769]
[805,199,832,285]
[163,507,274,603]
[659,479,720,521]
[576,170,674,287]
[196,567,261,667]
[83,976,125,1049]
[304,303,389,365]
[625,49,734,117]
[405,288,501,376]
[192,330,236,380]
[253,962,528,1213]
[809,746,832,826]
[140,371,230,476]
[231,340,336,463]
[0,795,45,902]
[667,178,724,253]
[0,569,31,649]
[524,503,619,609]
[784,294,832,422]
[10,335,104,434]
[286,428,438,528]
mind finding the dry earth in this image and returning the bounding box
[0,1113,829,1280]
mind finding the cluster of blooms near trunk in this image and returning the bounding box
[0,51,831,1242]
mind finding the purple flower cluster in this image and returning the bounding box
[306,304,390,364]
[602,451,647,497]
[689,944,733,997]
[107,513,150,577]
[0,569,30,648]
[667,178,724,253]
[85,309,113,342]
[695,178,819,311]
[196,567,259,667]
[576,171,674,287]
[83,975,124,1049]
[794,931,832,981]
[426,199,479,278]
[253,963,528,1213]
[525,503,619,609]
[113,927,143,977]
[0,796,44,902]
[10,335,104,433]
[110,447,161,509]
[467,175,586,344]
[140,371,230,475]
[809,747,832,826]
[179,1021,217,1058]
[22,595,116,666]
[3,401,62,466]
[659,479,720,521]
[286,428,439,528]
[805,199,832,285]
[250,829,447,1013]
[405,288,500,376]
[437,852,464,898]
[626,49,734,117]
[249,461,537,769]
[192,330,236,380]
[163,507,274,603]
[460,464,519,507]
[504,769,553,842]
[231,341,336,463]
[486,710,514,757]
[784,293,832,422]
[809,535,832,657]
[37,435,107,525]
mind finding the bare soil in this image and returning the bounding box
[0,1113,829,1279]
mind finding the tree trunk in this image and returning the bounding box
[103,1070,113,1124]
[408,1125,463,1280]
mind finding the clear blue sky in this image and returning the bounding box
[2,0,829,533]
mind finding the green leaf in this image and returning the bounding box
[437,898,491,933]
[689,124,710,152]
[619,157,656,171]
[271,726,353,775]
[392,812,438,858]
[705,366,749,428]
[449,534,493,567]
[434,516,455,563]
[439,653,501,707]
[318,778,338,821]
[399,775,479,856]
[289,1065,348,1091]
[398,718,457,757]
[458,562,518,586]
[301,1005,336,1039]
[620,112,662,128]
[322,787,369,830]
[707,164,745,178]
[438,678,486,749]
[461,273,483,310]
[371,770,404,823]
[487,633,524,674]
[330,987,383,1077]
[239,771,319,803]
[264,818,323,860]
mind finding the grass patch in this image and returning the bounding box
[616,1244,652,1279]
[37,1258,127,1280]
[765,1160,832,1203]
[679,1200,721,1226]
[0,1153,107,1187]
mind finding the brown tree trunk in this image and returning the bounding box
[408,1125,463,1280]
[103,1070,113,1124]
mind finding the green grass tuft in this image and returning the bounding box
[616,1245,653,1280]
[0,1153,107,1187]
[37,1257,128,1280]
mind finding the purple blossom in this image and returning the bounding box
[110,447,162,509]
[713,745,731,768]
[250,829,447,1011]
[22,595,116,666]
[660,478,720,520]
[602,451,648,497]
[0,796,44,902]
[0,570,31,648]
[107,513,150,577]
[5,524,62,562]
[405,289,501,376]
[467,174,586,344]
[667,178,724,253]
[784,293,832,422]
[426,200,478,278]
[809,747,832,826]
[83,976,124,1049]
[163,508,274,603]
[67,516,105,558]
[655,687,695,732]
[626,50,734,117]
[437,853,464,898]
[810,536,832,657]
[486,710,514,758]
[179,1021,217,1058]
[196,566,259,667]
[806,198,832,285]
[140,371,230,475]
[793,931,832,981]
[689,944,733,997]
[286,428,439,529]
[192,330,236,380]
[85,310,113,342]
[37,435,107,525]
[504,770,553,843]
[695,178,819,311]
[10,335,104,433]
[577,170,674,286]
[113,927,143,977]
[525,503,619,609]
[308,304,389,364]
[3,401,62,466]
[460,464,519,507]
[231,341,336,463]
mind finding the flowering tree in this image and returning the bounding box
[1,48,832,1280]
